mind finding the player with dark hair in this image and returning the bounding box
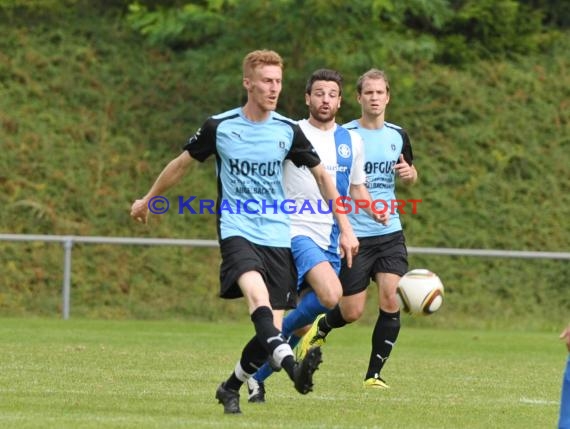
[130,51,360,414]
[246,68,387,402]
[297,68,418,389]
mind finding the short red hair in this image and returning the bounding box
[242,50,283,79]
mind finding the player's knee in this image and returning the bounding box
[318,286,342,309]
[341,305,364,323]
[384,294,400,311]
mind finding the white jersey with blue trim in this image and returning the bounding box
[184,108,321,247]
[343,119,414,237]
[283,119,365,253]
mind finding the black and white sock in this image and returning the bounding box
[365,309,400,380]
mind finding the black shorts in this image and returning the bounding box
[219,236,297,310]
[339,231,408,296]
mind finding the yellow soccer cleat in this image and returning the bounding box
[296,314,327,360]
[363,377,390,389]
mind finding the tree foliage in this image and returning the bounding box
[126,0,549,65]
[433,0,544,64]
[123,0,556,117]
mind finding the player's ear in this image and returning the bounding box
[305,93,310,106]
[243,77,251,91]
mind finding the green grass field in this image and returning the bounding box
[0,318,563,429]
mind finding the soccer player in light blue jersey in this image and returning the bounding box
[560,324,570,429]
[297,68,418,390]
[246,69,387,403]
[130,50,360,414]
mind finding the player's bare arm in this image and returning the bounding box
[349,183,389,226]
[130,151,193,224]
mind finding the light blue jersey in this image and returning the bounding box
[343,120,414,237]
[185,108,320,247]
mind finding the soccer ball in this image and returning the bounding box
[396,269,444,315]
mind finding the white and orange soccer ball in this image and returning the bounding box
[396,269,444,316]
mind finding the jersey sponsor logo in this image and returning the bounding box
[325,164,348,173]
[367,181,393,189]
[364,160,397,174]
[228,159,281,177]
[337,143,351,158]
[234,186,272,194]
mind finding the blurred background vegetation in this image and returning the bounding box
[0,0,568,329]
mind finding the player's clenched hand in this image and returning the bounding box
[339,230,359,269]
[130,198,149,224]
[394,155,413,180]
[373,211,390,226]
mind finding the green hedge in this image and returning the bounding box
[0,5,568,329]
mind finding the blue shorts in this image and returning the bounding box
[561,355,570,429]
[291,235,340,291]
